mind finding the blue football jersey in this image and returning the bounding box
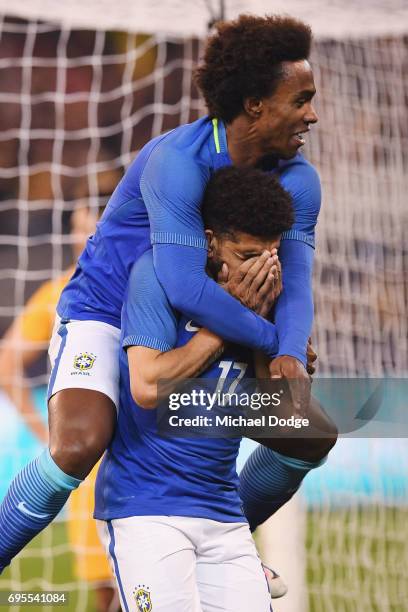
[94,250,256,522]
[58,116,321,362]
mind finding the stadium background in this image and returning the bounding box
[0,1,407,610]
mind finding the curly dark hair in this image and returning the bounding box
[202,166,294,238]
[195,14,312,123]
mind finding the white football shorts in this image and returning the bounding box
[97,515,272,612]
[47,315,121,409]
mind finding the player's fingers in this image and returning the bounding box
[276,260,282,293]
[241,249,277,289]
[269,360,283,379]
[306,338,317,376]
[234,251,268,281]
[256,271,277,316]
[227,258,255,286]
[247,259,273,293]
[262,266,281,304]
[306,362,316,376]
[307,341,317,363]
[248,254,279,293]
[218,262,229,285]
[257,268,276,298]
[238,251,272,290]
[258,261,285,315]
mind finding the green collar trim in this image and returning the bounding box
[212,118,221,154]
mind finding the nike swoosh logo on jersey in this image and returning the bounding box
[185,320,201,332]
[17,501,51,519]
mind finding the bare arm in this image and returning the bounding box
[127,329,224,409]
[0,321,48,444]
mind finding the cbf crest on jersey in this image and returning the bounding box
[133,586,152,611]
[73,352,96,371]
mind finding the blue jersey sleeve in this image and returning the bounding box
[275,159,321,364]
[122,250,178,352]
[140,146,279,357]
[280,157,321,242]
[140,146,209,248]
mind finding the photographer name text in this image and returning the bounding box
[168,414,309,429]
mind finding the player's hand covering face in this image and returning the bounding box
[207,230,282,318]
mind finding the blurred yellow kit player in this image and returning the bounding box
[0,205,118,612]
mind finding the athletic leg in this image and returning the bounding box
[241,397,338,531]
[48,389,116,480]
[0,319,119,572]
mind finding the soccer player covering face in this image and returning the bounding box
[0,15,332,577]
[95,167,294,612]
[95,167,337,611]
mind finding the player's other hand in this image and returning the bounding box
[269,355,311,417]
[306,337,317,377]
[219,249,282,317]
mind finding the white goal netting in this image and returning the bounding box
[0,2,407,611]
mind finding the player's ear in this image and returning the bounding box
[205,229,217,258]
[244,97,263,119]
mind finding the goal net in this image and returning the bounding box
[0,2,407,610]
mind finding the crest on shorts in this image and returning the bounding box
[73,352,96,371]
[133,586,152,611]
